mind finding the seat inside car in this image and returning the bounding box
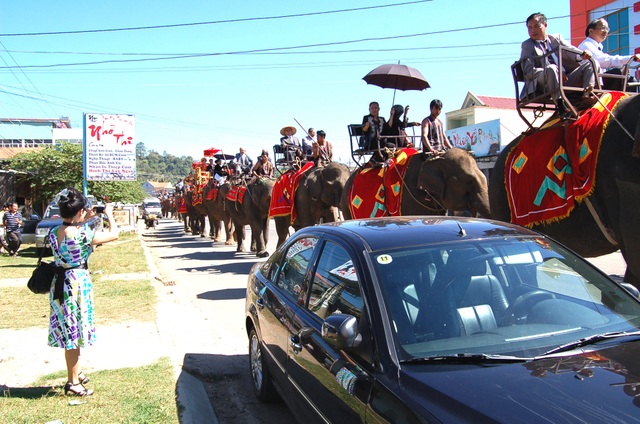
[417,249,510,339]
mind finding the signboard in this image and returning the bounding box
[112,205,136,228]
[445,119,502,158]
[83,113,136,181]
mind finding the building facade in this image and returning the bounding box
[570,0,640,57]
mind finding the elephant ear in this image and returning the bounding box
[417,160,445,199]
[305,169,323,202]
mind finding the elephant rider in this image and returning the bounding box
[421,99,452,157]
[313,130,333,167]
[233,147,253,176]
[251,152,274,181]
[280,125,303,163]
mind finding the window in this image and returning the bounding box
[275,237,318,300]
[603,9,630,56]
[308,241,363,320]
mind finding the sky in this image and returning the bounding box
[0,1,572,167]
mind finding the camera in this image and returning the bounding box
[95,206,105,214]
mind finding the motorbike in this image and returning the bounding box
[145,213,159,229]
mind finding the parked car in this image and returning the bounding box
[35,195,102,255]
[20,211,41,245]
[245,216,640,423]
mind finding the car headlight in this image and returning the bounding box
[36,227,50,235]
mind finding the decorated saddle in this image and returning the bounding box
[346,148,418,219]
[226,185,247,204]
[504,91,628,227]
[269,162,315,222]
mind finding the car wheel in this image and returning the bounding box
[249,328,278,402]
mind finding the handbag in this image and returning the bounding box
[27,229,57,294]
[27,260,57,294]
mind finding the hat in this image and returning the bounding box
[280,126,297,136]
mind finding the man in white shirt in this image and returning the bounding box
[578,18,640,91]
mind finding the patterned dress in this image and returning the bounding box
[48,224,96,349]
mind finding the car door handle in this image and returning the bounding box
[290,336,302,354]
[256,297,265,310]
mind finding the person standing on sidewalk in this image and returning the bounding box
[48,188,120,396]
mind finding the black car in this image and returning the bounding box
[245,216,640,423]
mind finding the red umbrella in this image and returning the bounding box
[203,147,221,157]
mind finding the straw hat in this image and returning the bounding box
[280,126,297,136]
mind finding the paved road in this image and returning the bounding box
[141,217,295,424]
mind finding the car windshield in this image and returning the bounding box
[44,205,61,219]
[372,236,640,360]
[145,202,161,209]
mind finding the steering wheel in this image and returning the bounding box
[501,290,556,326]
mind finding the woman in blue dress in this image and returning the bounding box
[48,188,119,396]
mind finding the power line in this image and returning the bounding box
[0,1,433,37]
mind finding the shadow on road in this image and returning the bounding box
[197,288,246,301]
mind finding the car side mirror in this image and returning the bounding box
[620,282,640,299]
[322,314,361,349]
[30,214,40,220]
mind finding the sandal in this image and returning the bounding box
[64,382,94,397]
[78,370,90,385]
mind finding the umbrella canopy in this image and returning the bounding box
[363,64,430,91]
[203,147,221,157]
[214,153,235,160]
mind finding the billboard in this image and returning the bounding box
[83,113,136,181]
[445,119,502,157]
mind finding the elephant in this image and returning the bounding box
[340,148,491,220]
[185,190,207,236]
[224,177,275,257]
[203,180,235,245]
[274,162,351,247]
[489,94,640,288]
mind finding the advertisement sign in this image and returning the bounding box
[445,119,502,157]
[84,113,136,181]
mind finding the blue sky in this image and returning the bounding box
[0,1,571,165]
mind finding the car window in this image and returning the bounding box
[308,241,363,320]
[44,205,61,219]
[275,237,318,300]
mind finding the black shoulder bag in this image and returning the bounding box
[27,230,57,294]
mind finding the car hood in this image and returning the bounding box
[36,218,63,229]
[399,342,640,423]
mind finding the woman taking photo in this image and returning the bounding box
[48,188,119,396]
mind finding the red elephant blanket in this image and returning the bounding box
[269,162,314,222]
[346,148,418,219]
[205,186,218,201]
[505,91,628,227]
[226,185,247,204]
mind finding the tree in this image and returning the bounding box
[9,142,147,210]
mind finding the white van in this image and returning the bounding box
[141,197,162,217]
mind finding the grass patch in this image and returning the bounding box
[0,357,180,424]
[0,245,39,278]
[90,232,149,275]
[0,233,155,329]
[0,278,156,330]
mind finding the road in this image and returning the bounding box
[141,217,295,424]
[140,215,629,424]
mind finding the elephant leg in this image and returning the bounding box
[274,216,290,248]
[213,219,222,241]
[200,216,207,237]
[225,219,234,245]
[235,223,246,252]
[252,218,269,258]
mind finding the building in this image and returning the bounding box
[142,181,174,196]
[0,117,81,147]
[570,0,640,57]
[444,92,553,180]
